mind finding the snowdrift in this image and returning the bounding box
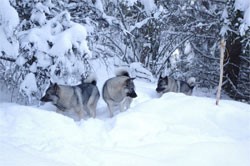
[1,91,250,166]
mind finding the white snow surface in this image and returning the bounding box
[235,0,250,12]
[125,0,157,15]
[0,0,19,31]
[235,0,250,35]
[0,0,19,57]
[1,79,250,166]
[19,73,38,102]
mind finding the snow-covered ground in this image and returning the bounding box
[1,79,250,166]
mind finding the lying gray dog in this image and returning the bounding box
[156,75,195,96]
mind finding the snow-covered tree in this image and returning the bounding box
[0,0,249,103]
[0,0,20,101]
[221,0,250,102]
[1,0,92,103]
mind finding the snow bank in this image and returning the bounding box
[1,88,250,166]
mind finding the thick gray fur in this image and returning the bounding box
[156,75,195,96]
[102,69,137,117]
[41,76,100,120]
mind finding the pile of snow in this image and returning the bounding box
[235,0,250,35]
[126,0,157,15]
[0,0,19,57]
[19,73,38,103]
[1,79,250,166]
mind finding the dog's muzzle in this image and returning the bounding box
[156,87,165,93]
[127,91,137,98]
[40,95,51,102]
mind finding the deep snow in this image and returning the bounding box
[1,79,250,166]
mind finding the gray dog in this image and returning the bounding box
[40,76,100,119]
[102,70,137,117]
[156,75,195,96]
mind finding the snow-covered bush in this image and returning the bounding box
[17,11,92,102]
[0,0,20,101]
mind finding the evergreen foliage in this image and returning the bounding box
[0,0,249,103]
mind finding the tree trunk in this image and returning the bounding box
[216,38,225,105]
[223,10,242,100]
[223,34,241,95]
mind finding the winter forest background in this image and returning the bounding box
[0,0,249,104]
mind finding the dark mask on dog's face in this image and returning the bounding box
[127,91,137,98]
[156,76,168,93]
[125,78,137,98]
[40,83,59,102]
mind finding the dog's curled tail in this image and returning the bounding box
[187,77,196,88]
[82,73,97,85]
[115,67,130,77]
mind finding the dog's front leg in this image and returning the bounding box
[107,103,114,118]
[75,106,84,120]
[119,100,126,112]
[88,105,96,118]
[124,97,132,110]
[56,108,63,114]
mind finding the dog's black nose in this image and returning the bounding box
[40,95,49,102]
[40,97,45,101]
[127,91,137,98]
[156,87,164,93]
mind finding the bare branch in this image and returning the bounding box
[0,56,16,62]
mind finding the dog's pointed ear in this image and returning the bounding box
[124,78,134,86]
[48,80,54,88]
[159,74,162,79]
[125,77,135,83]
[54,83,58,87]
[53,83,60,92]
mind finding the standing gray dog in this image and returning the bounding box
[156,75,195,96]
[40,76,100,119]
[102,70,137,117]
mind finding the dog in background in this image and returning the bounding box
[102,69,137,117]
[156,75,195,96]
[40,75,100,120]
